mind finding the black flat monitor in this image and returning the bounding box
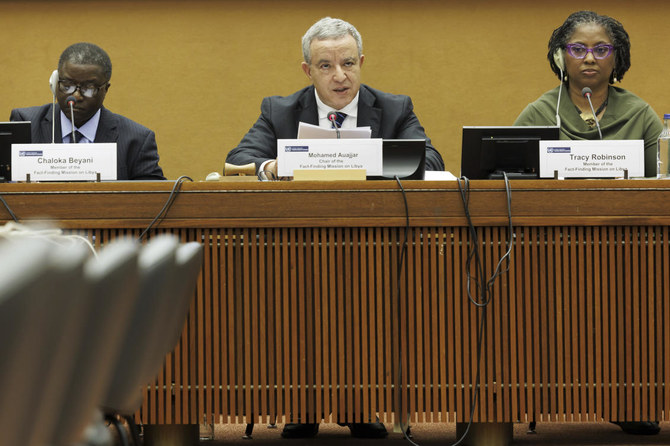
[460,126,560,179]
[0,122,31,182]
[368,138,426,180]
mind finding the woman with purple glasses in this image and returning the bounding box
[514,10,662,178]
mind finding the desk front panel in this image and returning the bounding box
[0,181,668,424]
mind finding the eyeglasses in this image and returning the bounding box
[58,80,106,98]
[565,43,614,60]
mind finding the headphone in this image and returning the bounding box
[553,49,565,72]
[49,70,59,96]
[48,70,59,143]
[552,50,565,128]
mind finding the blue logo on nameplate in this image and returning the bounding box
[284,145,309,152]
[547,147,571,153]
[19,150,43,156]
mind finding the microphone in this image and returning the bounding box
[327,111,341,139]
[66,95,77,143]
[581,87,602,140]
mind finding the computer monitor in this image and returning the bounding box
[0,122,31,182]
[368,139,426,180]
[460,126,560,179]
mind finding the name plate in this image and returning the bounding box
[277,138,382,177]
[11,143,117,181]
[539,139,644,178]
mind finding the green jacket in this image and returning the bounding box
[515,85,663,177]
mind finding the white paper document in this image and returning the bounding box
[11,143,118,181]
[297,121,372,139]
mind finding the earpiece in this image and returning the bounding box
[49,70,59,96]
[552,49,565,72]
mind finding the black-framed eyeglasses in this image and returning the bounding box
[565,43,614,60]
[58,80,107,98]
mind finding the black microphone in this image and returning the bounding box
[327,111,341,139]
[66,95,77,143]
[581,87,603,140]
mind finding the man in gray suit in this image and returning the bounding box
[226,17,444,178]
[10,42,164,181]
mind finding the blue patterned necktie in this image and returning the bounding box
[331,112,347,129]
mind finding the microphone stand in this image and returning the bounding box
[328,112,341,139]
[66,95,77,143]
[581,88,603,140]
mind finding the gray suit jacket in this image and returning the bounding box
[10,104,165,180]
[226,84,444,172]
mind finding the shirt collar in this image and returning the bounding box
[314,89,359,123]
[60,108,101,143]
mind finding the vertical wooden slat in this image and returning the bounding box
[589,227,607,421]
[405,227,417,423]
[437,228,448,422]
[640,227,649,421]
[663,226,670,417]
[530,227,541,422]
[257,229,267,424]
[312,228,323,424]
[523,227,533,422]
[512,227,523,422]
[536,226,548,422]
[362,228,372,422]
[249,229,259,425]
[654,227,664,419]
[608,226,618,421]
[577,228,587,420]
[351,228,361,423]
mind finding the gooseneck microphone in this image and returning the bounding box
[66,95,77,143]
[581,87,603,140]
[327,111,341,139]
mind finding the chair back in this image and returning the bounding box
[24,242,92,446]
[52,238,140,445]
[101,234,179,414]
[0,239,53,446]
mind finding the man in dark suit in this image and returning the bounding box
[10,42,164,181]
[226,17,444,178]
[229,17,440,439]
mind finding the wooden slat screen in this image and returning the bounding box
[114,223,668,426]
[3,181,668,427]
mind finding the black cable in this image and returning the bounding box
[0,194,19,222]
[392,176,420,446]
[447,173,513,446]
[137,176,193,242]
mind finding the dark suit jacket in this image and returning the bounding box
[10,104,165,180]
[226,84,444,172]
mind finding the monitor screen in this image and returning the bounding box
[368,139,426,180]
[460,126,560,179]
[0,121,31,182]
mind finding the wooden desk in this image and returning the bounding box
[2,180,669,427]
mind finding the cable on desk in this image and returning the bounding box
[0,194,19,222]
[138,175,193,242]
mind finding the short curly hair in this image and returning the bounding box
[547,10,630,83]
[59,42,112,81]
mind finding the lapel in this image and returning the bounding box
[297,86,319,129]
[356,85,382,138]
[92,108,118,143]
[41,104,63,143]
